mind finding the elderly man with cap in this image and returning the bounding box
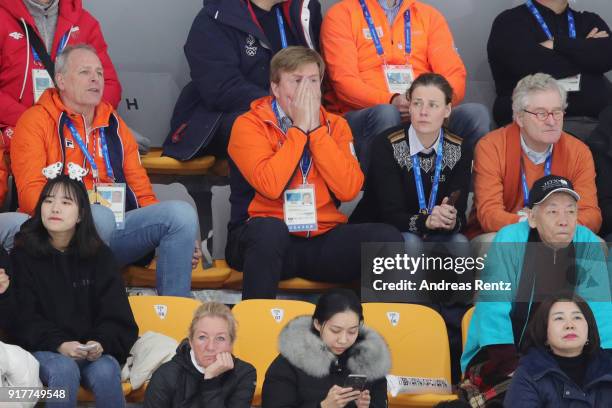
[460,174,612,399]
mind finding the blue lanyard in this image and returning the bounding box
[65,120,115,181]
[32,32,69,64]
[358,0,411,56]
[411,130,444,214]
[98,128,115,180]
[521,152,553,207]
[272,99,312,183]
[65,119,98,179]
[404,9,411,55]
[275,7,288,49]
[526,0,576,40]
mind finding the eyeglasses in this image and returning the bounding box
[523,109,565,122]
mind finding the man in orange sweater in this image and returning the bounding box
[470,73,601,240]
[320,0,490,174]
[227,46,402,299]
[10,44,201,297]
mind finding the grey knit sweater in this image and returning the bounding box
[23,0,59,52]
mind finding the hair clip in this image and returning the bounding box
[67,162,88,182]
[42,162,63,179]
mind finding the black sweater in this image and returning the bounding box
[488,1,612,126]
[10,245,138,364]
[350,126,472,236]
[144,341,256,408]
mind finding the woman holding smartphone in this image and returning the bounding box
[262,289,390,408]
[10,175,138,408]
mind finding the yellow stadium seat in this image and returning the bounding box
[218,261,354,292]
[122,258,231,289]
[232,299,316,406]
[362,303,458,407]
[128,295,202,342]
[461,307,475,351]
[121,295,202,402]
[140,147,215,175]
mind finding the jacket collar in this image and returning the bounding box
[204,0,273,45]
[529,0,571,17]
[278,315,391,380]
[522,347,612,389]
[37,88,113,129]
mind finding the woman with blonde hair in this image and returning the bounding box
[145,302,256,407]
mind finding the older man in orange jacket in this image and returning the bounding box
[227,46,402,299]
[10,44,201,297]
[321,0,490,174]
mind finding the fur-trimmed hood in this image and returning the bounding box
[278,315,391,381]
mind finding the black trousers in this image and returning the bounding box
[226,217,403,299]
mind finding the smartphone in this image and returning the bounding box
[344,374,367,391]
[77,344,96,351]
[446,190,461,207]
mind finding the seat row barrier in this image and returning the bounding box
[140,148,229,177]
[80,296,471,406]
[122,259,353,292]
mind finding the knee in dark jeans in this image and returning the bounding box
[363,223,404,242]
[226,217,290,270]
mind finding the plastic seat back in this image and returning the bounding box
[362,303,455,406]
[232,299,315,406]
[129,295,202,342]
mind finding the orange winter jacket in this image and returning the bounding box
[467,123,601,237]
[11,88,157,215]
[321,0,466,113]
[228,96,363,237]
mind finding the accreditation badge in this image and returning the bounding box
[557,74,581,92]
[32,69,54,102]
[383,64,414,94]
[283,184,317,232]
[91,183,126,229]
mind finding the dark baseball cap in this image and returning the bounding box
[527,175,580,208]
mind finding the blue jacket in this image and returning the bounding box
[163,0,322,160]
[504,347,612,407]
[461,222,612,373]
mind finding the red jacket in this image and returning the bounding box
[0,0,121,129]
[11,88,157,216]
[228,96,363,237]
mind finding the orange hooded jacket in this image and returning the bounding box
[321,0,466,113]
[11,88,157,215]
[228,96,363,237]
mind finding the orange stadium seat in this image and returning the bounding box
[140,147,215,176]
[122,258,231,289]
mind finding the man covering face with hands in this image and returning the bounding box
[226,46,402,299]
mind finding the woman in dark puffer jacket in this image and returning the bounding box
[145,301,256,408]
[504,293,612,408]
[262,289,391,408]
